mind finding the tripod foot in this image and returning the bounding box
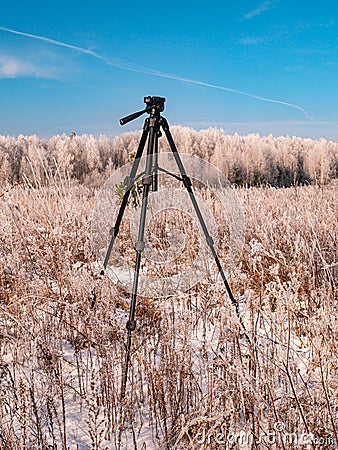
[126,320,137,331]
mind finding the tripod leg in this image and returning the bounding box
[101,121,149,274]
[121,119,158,399]
[161,118,249,339]
[152,129,160,192]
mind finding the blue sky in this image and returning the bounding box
[1,0,337,140]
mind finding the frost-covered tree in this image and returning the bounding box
[0,130,337,187]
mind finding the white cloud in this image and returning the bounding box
[0,54,61,79]
[0,55,21,77]
[244,1,277,19]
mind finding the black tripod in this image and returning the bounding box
[101,96,247,399]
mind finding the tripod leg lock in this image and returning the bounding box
[109,227,118,237]
[182,175,192,189]
[206,235,214,247]
[126,320,137,331]
[134,241,145,252]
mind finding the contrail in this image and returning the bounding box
[0,26,101,57]
[131,67,312,120]
[0,26,312,120]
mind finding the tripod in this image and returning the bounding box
[101,96,247,399]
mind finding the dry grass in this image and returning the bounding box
[0,172,337,448]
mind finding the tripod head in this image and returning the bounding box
[120,96,166,125]
[144,95,165,112]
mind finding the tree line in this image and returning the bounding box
[0,127,337,187]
